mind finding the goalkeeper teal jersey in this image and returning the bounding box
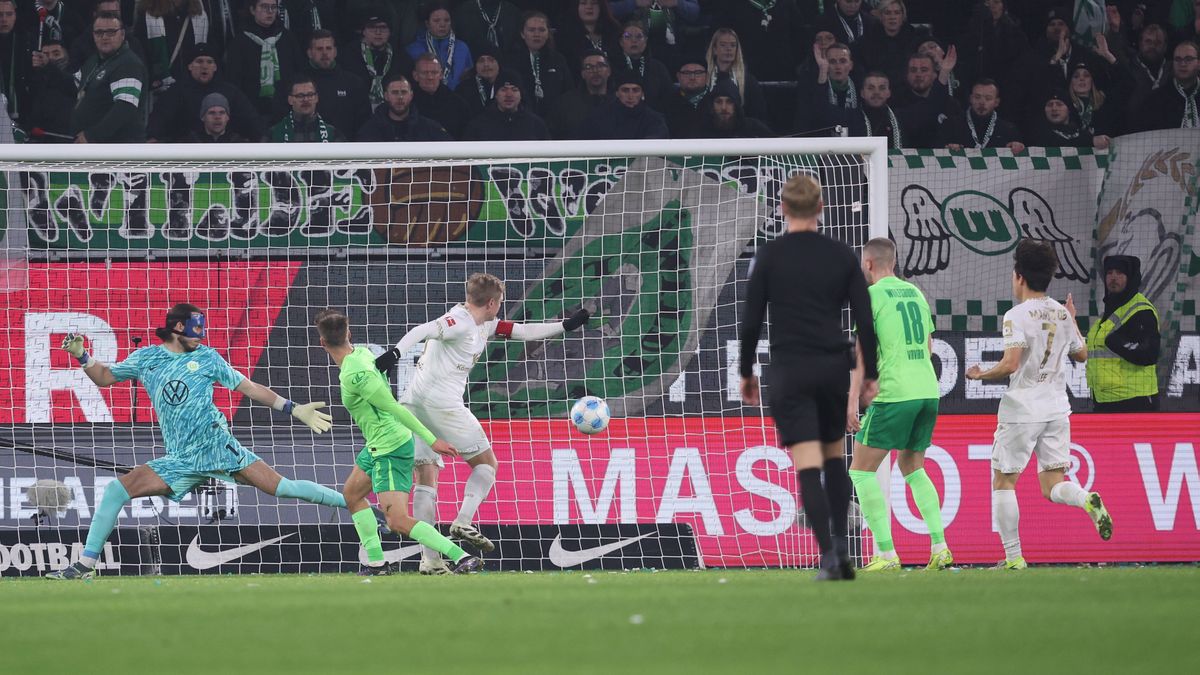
[340,347,437,455]
[109,345,246,467]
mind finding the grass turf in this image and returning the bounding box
[3,567,1197,674]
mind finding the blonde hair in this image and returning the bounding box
[863,237,896,267]
[466,272,504,306]
[706,28,747,104]
[780,174,823,219]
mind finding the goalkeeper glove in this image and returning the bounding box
[375,347,401,373]
[61,333,96,368]
[283,400,333,434]
[562,308,590,332]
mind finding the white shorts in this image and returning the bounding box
[405,401,491,467]
[991,418,1071,474]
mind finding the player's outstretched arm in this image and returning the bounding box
[61,334,119,387]
[357,376,454,454]
[234,379,332,433]
[374,320,441,372]
[504,308,591,340]
[966,347,1023,381]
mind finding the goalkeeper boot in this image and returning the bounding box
[1085,492,1113,541]
[926,548,954,571]
[451,555,484,574]
[994,556,1027,570]
[449,522,495,552]
[861,555,902,572]
[358,562,397,577]
[419,557,451,576]
[46,562,95,580]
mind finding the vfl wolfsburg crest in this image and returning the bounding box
[466,157,764,418]
[900,185,1090,281]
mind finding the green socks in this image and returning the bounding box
[905,468,946,545]
[351,508,384,564]
[409,521,468,563]
[849,469,892,552]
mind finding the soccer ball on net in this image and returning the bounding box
[570,396,610,435]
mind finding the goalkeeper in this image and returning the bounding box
[316,309,482,575]
[374,272,589,574]
[48,303,344,580]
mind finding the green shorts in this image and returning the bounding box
[355,440,415,495]
[855,398,939,452]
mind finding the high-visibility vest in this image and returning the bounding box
[1085,293,1159,403]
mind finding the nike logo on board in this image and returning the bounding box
[547,533,653,567]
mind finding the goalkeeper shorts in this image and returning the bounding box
[356,440,415,495]
[855,398,939,452]
[146,443,260,502]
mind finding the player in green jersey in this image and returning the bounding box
[847,238,953,571]
[316,309,482,575]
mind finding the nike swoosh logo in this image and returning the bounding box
[358,543,424,565]
[185,533,296,570]
[547,533,654,568]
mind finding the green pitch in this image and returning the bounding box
[3,568,1197,674]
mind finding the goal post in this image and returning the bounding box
[0,137,889,574]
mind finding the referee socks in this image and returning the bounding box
[797,468,833,555]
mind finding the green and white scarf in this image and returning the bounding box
[426,32,457,85]
[363,41,393,106]
[748,0,777,29]
[829,78,857,109]
[476,0,502,48]
[244,30,282,98]
[1177,79,1199,128]
[273,111,332,142]
[863,107,902,148]
[145,9,209,90]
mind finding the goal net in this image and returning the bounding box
[0,138,887,575]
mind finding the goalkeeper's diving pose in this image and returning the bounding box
[47,303,344,579]
[373,273,590,574]
[315,308,482,575]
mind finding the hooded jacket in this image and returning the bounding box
[1094,255,1160,367]
[691,77,771,138]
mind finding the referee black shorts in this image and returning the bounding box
[767,353,851,446]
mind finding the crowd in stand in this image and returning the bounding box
[2,0,1199,147]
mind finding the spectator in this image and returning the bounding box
[548,48,610,139]
[1026,89,1094,148]
[1139,40,1200,129]
[609,0,701,69]
[185,92,248,141]
[133,0,209,99]
[454,45,502,119]
[224,0,303,120]
[713,0,807,82]
[342,1,420,47]
[690,76,770,138]
[1069,61,1123,145]
[1086,255,1162,412]
[855,0,923,90]
[305,29,370,140]
[355,72,451,141]
[72,11,147,142]
[69,1,148,73]
[1016,6,1109,121]
[452,0,521,55]
[1102,1,1132,64]
[506,11,572,118]
[579,68,667,139]
[957,0,1026,109]
[267,74,343,141]
[848,72,930,149]
[27,39,74,141]
[916,39,962,100]
[890,51,957,147]
[611,18,670,106]
[0,0,31,124]
[556,0,621,77]
[462,69,550,140]
[27,0,86,51]
[411,52,467,138]
[147,42,264,141]
[704,28,767,123]
[795,29,836,90]
[1125,24,1171,122]
[406,1,470,90]
[939,79,1024,152]
[278,0,336,49]
[660,53,707,138]
[814,0,877,50]
[796,43,858,135]
[341,12,411,111]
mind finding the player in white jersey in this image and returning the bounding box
[374,272,590,573]
[967,240,1112,569]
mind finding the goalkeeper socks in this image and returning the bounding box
[351,508,385,565]
[797,468,833,554]
[275,477,347,509]
[408,520,468,563]
[1049,480,1088,508]
[993,489,1022,561]
[412,485,440,563]
[454,463,496,526]
[849,468,893,552]
[822,458,852,558]
[905,468,946,546]
[82,480,131,567]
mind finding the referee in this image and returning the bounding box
[739,173,879,581]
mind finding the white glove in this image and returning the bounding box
[292,401,333,434]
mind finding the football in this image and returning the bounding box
[570,396,610,435]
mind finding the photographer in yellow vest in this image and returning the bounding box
[1086,255,1161,412]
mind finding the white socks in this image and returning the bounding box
[455,464,496,527]
[1050,480,1088,508]
[412,484,439,563]
[993,489,1022,561]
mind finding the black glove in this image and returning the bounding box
[375,347,401,372]
[562,308,590,332]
